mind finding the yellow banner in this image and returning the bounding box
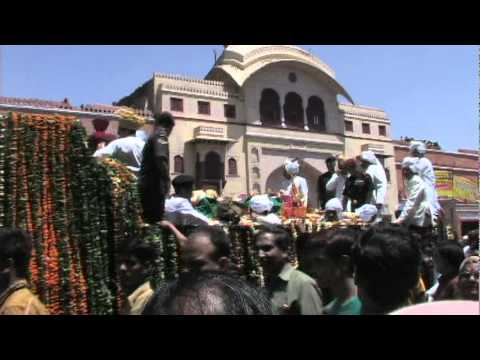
[435,170,453,198]
[453,176,478,203]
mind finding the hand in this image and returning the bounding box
[158,220,173,229]
[392,219,402,225]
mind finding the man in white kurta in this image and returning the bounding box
[394,157,432,227]
[359,151,388,212]
[409,141,441,225]
[325,158,348,206]
[280,159,309,207]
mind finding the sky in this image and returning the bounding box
[1,45,477,152]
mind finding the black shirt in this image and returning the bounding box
[317,172,335,209]
[343,173,374,211]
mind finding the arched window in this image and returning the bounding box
[284,92,304,129]
[307,96,326,132]
[252,167,260,180]
[251,148,260,163]
[228,158,238,176]
[260,89,281,127]
[252,183,261,194]
[174,155,184,174]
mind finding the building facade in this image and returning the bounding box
[118,45,399,212]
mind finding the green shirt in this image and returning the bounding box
[324,296,362,315]
[266,264,323,315]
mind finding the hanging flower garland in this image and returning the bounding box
[0,114,7,228]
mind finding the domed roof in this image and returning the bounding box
[206,45,354,104]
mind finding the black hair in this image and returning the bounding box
[255,225,291,252]
[325,156,336,165]
[154,112,175,129]
[118,236,159,266]
[189,226,231,259]
[435,241,465,272]
[468,229,479,250]
[0,229,33,278]
[143,271,275,315]
[306,228,360,273]
[351,224,421,311]
[172,175,194,193]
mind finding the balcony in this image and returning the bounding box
[190,126,236,144]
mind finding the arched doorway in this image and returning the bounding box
[200,151,225,192]
[260,89,281,127]
[307,96,326,132]
[284,92,304,129]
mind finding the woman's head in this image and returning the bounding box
[457,256,479,301]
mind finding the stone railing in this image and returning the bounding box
[194,126,225,138]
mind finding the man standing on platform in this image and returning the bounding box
[317,157,336,210]
[139,112,175,224]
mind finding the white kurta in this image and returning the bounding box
[282,176,309,207]
[325,173,347,203]
[93,135,145,173]
[165,197,210,224]
[366,162,388,206]
[414,157,441,219]
[398,175,432,227]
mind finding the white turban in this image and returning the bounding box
[285,159,300,175]
[402,157,420,174]
[410,141,427,155]
[249,195,274,214]
[360,151,377,165]
[355,204,378,222]
[325,198,343,218]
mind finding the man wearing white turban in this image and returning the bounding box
[409,141,441,224]
[359,151,388,212]
[393,157,432,227]
[280,158,309,207]
[249,195,282,225]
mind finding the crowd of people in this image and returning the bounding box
[0,110,478,315]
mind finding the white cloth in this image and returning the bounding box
[402,157,420,173]
[282,176,309,207]
[93,136,145,173]
[414,157,441,218]
[355,204,378,222]
[325,173,347,202]
[165,197,210,224]
[135,129,149,142]
[284,159,300,175]
[257,213,282,226]
[410,141,427,155]
[364,153,388,206]
[398,174,432,227]
[325,198,344,219]
[250,195,274,214]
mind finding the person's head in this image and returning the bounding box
[433,241,465,276]
[457,256,479,301]
[358,151,377,172]
[143,271,275,315]
[351,224,421,314]
[325,156,336,173]
[117,237,158,294]
[249,195,274,216]
[172,175,195,199]
[154,112,175,136]
[401,157,419,180]
[116,108,147,138]
[181,226,231,273]
[303,228,359,289]
[467,229,479,252]
[344,158,358,175]
[325,198,343,222]
[355,204,378,223]
[409,141,427,158]
[337,158,348,175]
[0,229,33,291]
[283,158,300,179]
[255,226,291,275]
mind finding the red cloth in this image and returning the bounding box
[93,118,110,132]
